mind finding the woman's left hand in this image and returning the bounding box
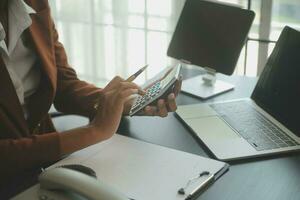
[123,77,182,117]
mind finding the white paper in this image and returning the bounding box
[52,135,227,200]
[13,134,228,200]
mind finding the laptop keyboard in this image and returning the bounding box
[210,101,299,151]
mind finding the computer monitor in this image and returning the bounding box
[167,0,255,99]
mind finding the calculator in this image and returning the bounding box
[129,64,181,116]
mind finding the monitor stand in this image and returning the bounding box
[181,67,234,99]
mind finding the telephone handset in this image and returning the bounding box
[38,167,128,200]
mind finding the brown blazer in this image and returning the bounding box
[0,0,101,187]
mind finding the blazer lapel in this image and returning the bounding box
[29,11,56,91]
[27,10,57,130]
[0,4,57,134]
[0,58,29,135]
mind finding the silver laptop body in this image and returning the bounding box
[176,26,300,160]
[176,99,300,161]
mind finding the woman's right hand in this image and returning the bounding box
[89,76,144,139]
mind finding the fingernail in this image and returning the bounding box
[139,89,146,95]
[169,93,175,99]
[159,99,164,106]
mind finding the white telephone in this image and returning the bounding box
[38,167,129,200]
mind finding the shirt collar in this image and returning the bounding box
[0,0,36,34]
[11,0,37,17]
[20,0,36,14]
[0,0,37,55]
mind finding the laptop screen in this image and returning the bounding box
[167,0,254,75]
[251,26,300,137]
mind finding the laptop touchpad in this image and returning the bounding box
[185,116,239,140]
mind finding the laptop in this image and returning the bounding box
[176,26,300,161]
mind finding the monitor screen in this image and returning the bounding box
[167,0,255,75]
[251,26,300,136]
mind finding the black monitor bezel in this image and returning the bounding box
[251,26,300,136]
[167,0,255,75]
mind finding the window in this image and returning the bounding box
[48,0,300,86]
[48,0,185,86]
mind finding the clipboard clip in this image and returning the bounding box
[178,171,213,198]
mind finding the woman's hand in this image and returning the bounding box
[123,76,182,117]
[90,76,144,139]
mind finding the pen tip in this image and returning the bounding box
[143,64,148,70]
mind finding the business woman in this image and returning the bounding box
[0,0,181,197]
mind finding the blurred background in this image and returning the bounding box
[48,0,300,86]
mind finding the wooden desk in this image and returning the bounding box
[118,67,300,200]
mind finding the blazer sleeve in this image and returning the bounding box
[0,130,61,187]
[0,6,102,186]
[51,18,102,119]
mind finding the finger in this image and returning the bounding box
[143,106,156,116]
[174,76,183,97]
[120,82,146,95]
[157,99,168,117]
[167,93,177,111]
[105,76,124,91]
[120,88,140,100]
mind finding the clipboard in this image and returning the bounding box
[51,134,229,200]
[13,134,229,200]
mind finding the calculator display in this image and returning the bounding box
[160,66,180,89]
